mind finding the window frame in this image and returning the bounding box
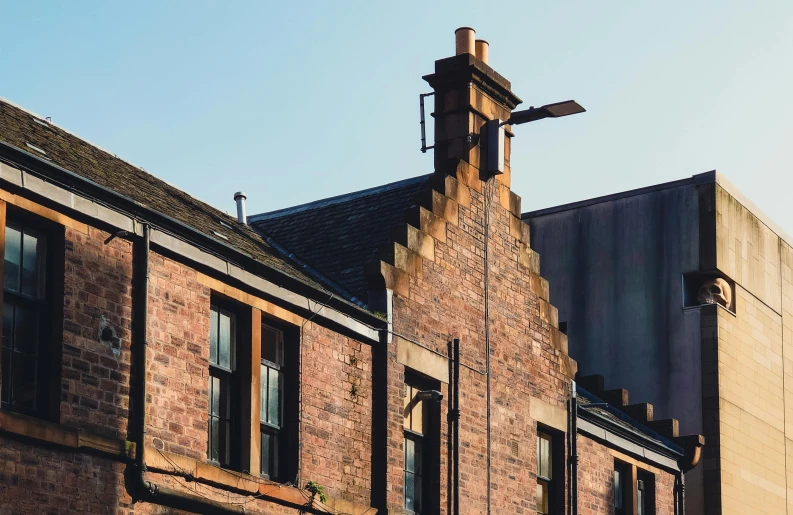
[259,321,285,481]
[636,469,655,515]
[536,430,552,515]
[207,300,240,470]
[0,208,63,422]
[403,371,440,515]
[613,459,659,515]
[536,426,563,515]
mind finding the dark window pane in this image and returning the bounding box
[221,419,230,467]
[614,468,623,509]
[209,307,218,365]
[260,365,267,422]
[4,225,21,294]
[404,434,423,513]
[271,433,279,479]
[405,437,415,473]
[267,368,280,426]
[1,348,10,403]
[261,431,271,477]
[405,471,416,512]
[209,416,219,462]
[413,437,423,476]
[12,354,37,409]
[13,304,38,354]
[21,231,42,298]
[210,376,220,416]
[413,469,422,512]
[3,302,13,350]
[218,311,232,369]
[261,325,281,364]
[220,376,231,419]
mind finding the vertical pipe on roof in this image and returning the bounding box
[234,192,247,225]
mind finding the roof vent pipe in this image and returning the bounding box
[475,39,489,64]
[234,192,247,225]
[455,27,475,56]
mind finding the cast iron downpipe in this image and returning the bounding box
[447,340,453,515]
[129,223,245,514]
[483,179,493,515]
[446,338,461,515]
[675,470,685,515]
[453,338,460,515]
[570,381,578,515]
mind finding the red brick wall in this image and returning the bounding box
[61,226,134,439]
[146,252,373,504]
[0,436,134,514]
[300,320,372,505]
[577,435,616,514]
[2,224,373,513]
[386,174,574,514]
[577,435,676,515]
[146,252,212,460]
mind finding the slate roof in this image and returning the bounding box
[577,387,684,456]
[0,98,358,308]
[249,175,433,304]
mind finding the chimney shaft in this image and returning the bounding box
[234,192,247,225]
[423,29,522,184]
[455,27,475,55]
[475,40,489,64]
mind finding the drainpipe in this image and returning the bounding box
[453,338,460,515]
[570,381,578,515]
[447,340,453,515]
[483,179,492,515]
[675,470,685,515]
[129,223,245,514]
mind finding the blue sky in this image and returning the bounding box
[1,1,792,235]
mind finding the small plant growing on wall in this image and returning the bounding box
[305,481,327,504]
[350,383,359,400]
[349,355,358,367]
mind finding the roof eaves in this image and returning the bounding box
[0,139,379,323]
[258,231,369,309]
[577,386,684,458]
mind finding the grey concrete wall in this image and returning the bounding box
[525,183,705,511]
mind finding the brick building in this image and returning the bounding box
[525,171,793,515]
[0,29,701,514]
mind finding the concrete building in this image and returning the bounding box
[525,171,793,515]
[0,28,701,515]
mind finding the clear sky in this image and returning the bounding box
[1,1,791,235]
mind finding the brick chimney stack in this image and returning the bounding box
[423,28,522,186]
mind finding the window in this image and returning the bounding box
[403,375,439,515]
[614,462,628,515]
[1,218,60,419]
[637,471,655,515]
[208,303,237,468]
[536,430,553,515]
[613,461,655,515]
[260,322,284,480]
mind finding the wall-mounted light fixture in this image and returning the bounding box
[486,100,586,175]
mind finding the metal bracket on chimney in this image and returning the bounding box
[419,92,435,153]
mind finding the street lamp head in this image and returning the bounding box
[505,100,586,126]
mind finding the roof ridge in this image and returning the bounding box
[249,174,432,222]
